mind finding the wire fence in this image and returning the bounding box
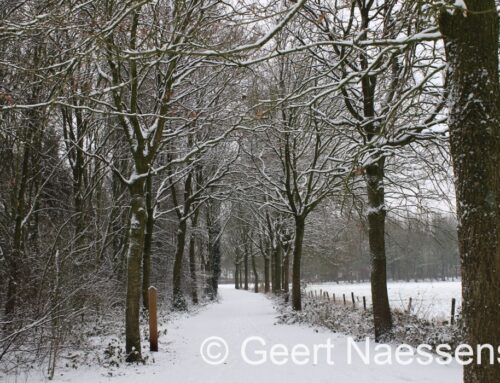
[306,289,459,324]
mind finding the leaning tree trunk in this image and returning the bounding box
[439,3,500,382]
[291,215,305,311]
[125,180,147,362]
[366,157,392,340]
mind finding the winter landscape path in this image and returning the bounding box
[21,286,462,383]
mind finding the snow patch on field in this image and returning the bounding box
[306,281,461,320]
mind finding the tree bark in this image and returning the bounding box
[4,109,36,321]
[273,243,282,294]
[169,166,193,310]
[188,211,199,304]
[352,1,393,340]
[264,254,270,293]
[252,248,259,293]
[142,174,154,310]
[271,246,276,293]
[5,160,28,320]
[244,243,249,290]
[439,3,500,381]
[111,147,129,282]
[234,262,240,289]
[172,218,188,310]
[206,207,221,300]
[292,215,305,310]
[125,181,147,363]
[366,158,392,340]
[283,239,290,302]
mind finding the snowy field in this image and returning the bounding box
[3,286,462,383]
[306,281,461,320]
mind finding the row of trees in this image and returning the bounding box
[301,212,459,283]
[224,209,459,287]
[0,0,255,367]
[1,1,498,382]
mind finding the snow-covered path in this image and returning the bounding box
[20,286,462,383]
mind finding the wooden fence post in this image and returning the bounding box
[363,296,367,311]
[351,292,355,308]
[451,298,456,325]
[148,286,158,352]
[408,297,413,314]
[343,293,346,306]
[333,293,336,303]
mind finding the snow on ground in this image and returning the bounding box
[306,281,461,320]
[6,285,462,383]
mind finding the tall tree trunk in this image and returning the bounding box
[62,104,86,239]
[172,218,188,310]
[292,215,305,311]
[125,180,147,362]
[142,174,154,310]
[252,249,259,293]
[4,111,35,321]
[234,262,240,289]
[439,3,500,381]
[206,207,221,300]
[366,157,392,340]
[283,240,290,302]
[264,254,270,293]
[269,246,276,293]
[274,243,282,294]
[188,211,199,304]
[356,1,392,340]
[169,167,192,310]
[5,169,27,321]
[111,146,129,283]
[283,245,290,302]
[244,244,249,290]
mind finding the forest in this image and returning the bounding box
[0,1,498,383]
